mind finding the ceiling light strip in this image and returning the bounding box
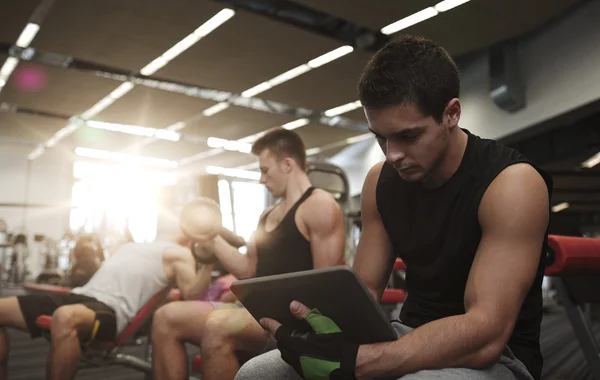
[28,8,235,160]
[381,7,439,35]
[75,147,178,169]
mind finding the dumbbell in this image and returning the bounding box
[180,197,246,264]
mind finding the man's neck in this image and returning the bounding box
[281,172,312,207]
[422,128,468,188]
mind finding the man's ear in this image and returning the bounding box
[444,98,461,128]
[282,157,294,173]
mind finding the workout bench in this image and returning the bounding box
[30,285,181,375]
[544,234,600,379]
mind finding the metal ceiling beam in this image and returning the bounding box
[1,102,214,146]
[214,0,389,51]
[2,44,369,133]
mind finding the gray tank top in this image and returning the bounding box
[71,241,176,334]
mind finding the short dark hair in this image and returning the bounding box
[358,35,460,123]
[251,128,307,171]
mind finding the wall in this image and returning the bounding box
[0,149,73,274]
[330,0,600,196]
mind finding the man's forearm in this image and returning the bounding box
[355,313,501,378]
[212,236,252,278]
[183,264,213,300]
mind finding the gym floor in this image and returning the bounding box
[0,287,594,380]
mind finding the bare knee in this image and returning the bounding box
[152,303,182,340]
[51,305,91,340]
[202,310,235,349]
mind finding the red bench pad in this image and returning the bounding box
[393,259,406,271]
[545,235,600,276]
[381,288,406,304]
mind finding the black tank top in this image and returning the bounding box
[254,187,315,278]
[376,130,552,380]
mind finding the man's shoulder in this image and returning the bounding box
[303,188,340,209]
[297,188,342,224]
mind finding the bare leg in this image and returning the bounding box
[202,308,269,380]
[151,300,215,380]
[48,305,95,380]
[0,297,29,380]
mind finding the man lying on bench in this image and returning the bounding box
[0,200,216,380]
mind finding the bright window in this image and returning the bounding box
[218,179,266,247]
[70,161,176,243]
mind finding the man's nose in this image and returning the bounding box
[385,140,406,164]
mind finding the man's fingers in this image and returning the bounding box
[259,317,281,336]
[290,300,310,319]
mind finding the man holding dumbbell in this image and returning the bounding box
[151,128,346,380]
[0,207,212,380]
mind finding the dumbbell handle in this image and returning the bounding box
[218,227,246,248]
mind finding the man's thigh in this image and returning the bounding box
[156,300,215,341]
[235,351,529,380]
[207,307,268,352]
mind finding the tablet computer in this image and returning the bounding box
[230,266,397,344]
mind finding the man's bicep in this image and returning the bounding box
[465,164,549,346]
[307,198,346,268]
[353,162,394,299]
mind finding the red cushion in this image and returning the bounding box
[545,235,600,276]
[192,355,202,373]
[381,288,406,304]
[116,287,172,345]
[35,315,53,329]
[393,259,406,271]
[23,283,70,294]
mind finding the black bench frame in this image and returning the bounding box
[552,275,600,378]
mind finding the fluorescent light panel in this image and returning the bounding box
[239,46,353,100]
[207,137,251,153]
[75,147,178,169]
[203,102,230,116]
[282,118,310,130]
[324,100,362,117]
[109,82,135,99]
[581,151,600,168]
[268,64,311,86]
[45,123,78,147]
[84,120,180,141]
[16,23,40,48]
[551,202,570,213]
[140,8,235,76]
[241,82,272,98]
[80,95,116,119]
[0,57,19,81]
[308,45,353,68]
[194,8,236,37]
[435,0,470,12]
[381,7,439,35]
[28,145,44,160]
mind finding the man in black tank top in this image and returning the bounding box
[235,36,551,380]
[151,128,346,380]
